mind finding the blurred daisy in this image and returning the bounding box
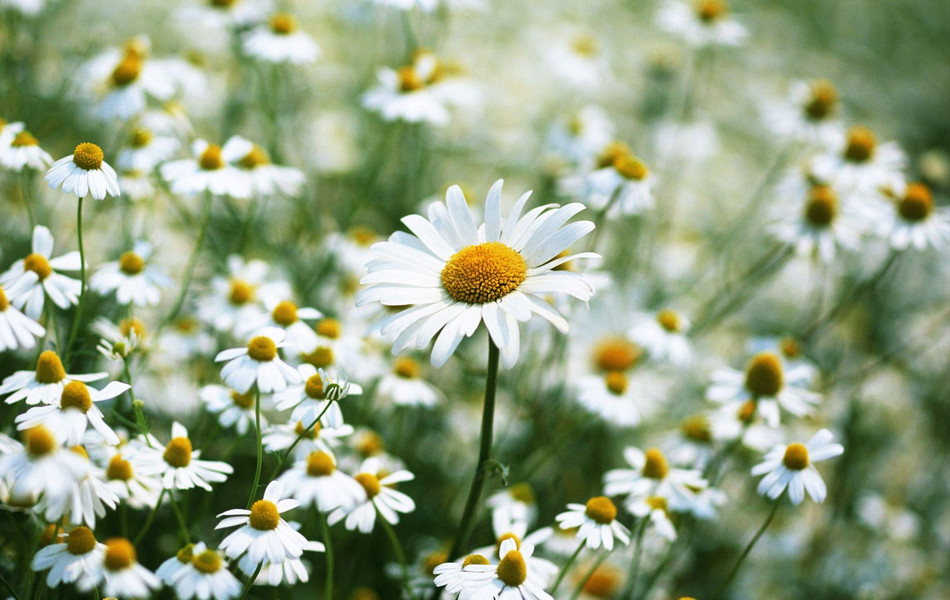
[545,106,615,170]
[555,496,631,550]
[770,178,862,263]
[627,495,677,541]
[762,79,843,147]
[86,46,176,122]
[0,225,81,320]
[576,369,646,427]
[751,429,843,504]
[243,13,320,64]
[545,31,609,90]
[747,336,817,387]
[31,525,106,589]
[0,130,53,171]
[327,457,415,533]
[132,422,234,491]
[0,350,106,406]
[45,142,121,200]
[581,146,654,217]
[376,356,440,408]
[433,554,496,599]
[160,139,252,198]
[488,483,538,536]
[200,384,267,435]
[876,182,950,251]
[657,0,748,47]
[90,241,171,306]
[489,537,554,600]
[0,427,88,517]
[603,446,706,509]
[80,537,161,598]
[15,379,128,446]
[102,448,160,509]
[198,256,290,333]
[362,52,474,126]
[94,317,148,361]
[358,180,598,368]
[117,169,156,202]
[263,419,353,461]
[116,127,180,172]
[811,125,906,197]
[0,282,46,352]
[225,137,306,198]
[299,317,375,380]
[215,327,302,394]
[159,542,242,600]
[272,365,360,428]
[277,450,364,512]
[627,308,693,366]
[238,298,322,351]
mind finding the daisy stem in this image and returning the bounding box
[64,195,86,369]
[163,191,213,330]
[268,400,335,481]
[569,548,613,600]
[237,563,263,600]
[168,491,191,544]
[620,518,648,600]
[318,509,334,600]
[0,569,21,600]
[133,488,167,546]
[20,172,35,231]
[550,539,586,594]
[446,340,500,562]
[380,515,416,600]
[246,386,263,509]
[710,499,781,600]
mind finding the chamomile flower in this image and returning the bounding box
[158,542,242,600]
[487,484,538,536]
[327,457,415,533]
[198,256,290,333]
[433,554,496,599]
[769,178,862,263]
[215,327,302,394]
[277,450,364,512]
[627,309,693,367]
[102,448,160,509]
[81,537,161,598]
[376,356,440,408]
[358,180,598,368]
[263,419,353,461]
[762,79,844,148]
[83,44,176,122]
[131,422,234,491]
[94,317,148,361]
[555,496,631,550]
[199,385,266,436]
[0,225,81,320]
[31,526,107,589]
[0,427,88,513]
[603,446,707,510]
[15,380,128,446]
[747,336,818,387]
[250,553,319,586]
[489,537,554,600]
[116,127,180,172]
[811,125,906,199]
[564,142,654,217]
[52,446,120,528]
[0,130,52,171]
[299,317,376,380]
[751,429,843,504]
[273,365,359,428]
[45,142,121,200]
[238,298,322,351]
[657,0,749,47]
[243,13,320,64]
[160,139,252,198]
[876,182,950,251]
[627,495,677,541]
[1,350,106,406]
[90,241,171,307]
[0,282,46,352]
[546,106,615,171]
[575,370,645,428]
[545,31,609,91]
[225,137,306,198]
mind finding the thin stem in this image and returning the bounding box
[163,192,213,330]
[168,492,191,544]
[64,195,86,368]
[133,488,167,545]
[318,510,334,600]
[550,539,586,594]
[267,400,335,481]
[380,515,416,600]
[620,519,648,600]
[0,569,22,600]
[21,172,35,230]
[237,563,264,600]
[246,386,263,509]
[569,549,613,600]
[710,500,781,600]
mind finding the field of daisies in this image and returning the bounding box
[1,0,948,599]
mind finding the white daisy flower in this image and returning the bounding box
[200,385,267,436]
[811,125,906,201]
[102,447,161,510]
[45,142,121,200]
[761,79,844,148]
[0,118,24,144]
[0,225,82,320]
[31,525,107,589]
[217,481,323,575]
[577,148,654,217]
[751,428,844,504]
[52,446,120,528]
[433,554,497,600]
[489,537,554,600]
[237,298,322,351]
[15,380,128,446]
[263,418,354,463]
[277,450,364,512]
[298,317,375,380]
[876,182,950,251]
[198,256,290,334]
[225,137,306,198]
[272,364,360,429]
[160,139,252,198]
[249,554,317,586]
[79,537,161,598]
[130,422,234,491]
[175,0,273,32]
[327,457,415,534]
[116,127,180,172]
[769,178,862,263]
[708,398,783,452]
[747,336,818,388]
[83,45,176,122]
[0,129,52,171]
[94,317,148,361]
[376,356,440,408]
[90,240,171,307]
[487,484,538,537]
[215,327,302,394]
[158,542,242,600]
[0,427,88,516]
[627,495,677,541]
[545,105,615,171]
[575,371,644,428]
[117,169,156,202]
[242,13,320,64]
[603,446,707,510]
[627,308,693,367]
[657,0,749,47]
[1,350,106,406]
[545,31,609,91]
[357,179,598,368]
[555,496,631,550]
[0,282,45,352]
[155,317,216,363]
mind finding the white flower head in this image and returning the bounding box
[555,496,631,550]
[627,308,693,367]
[876,181,950,252]
[751,428,843,504]
[15,379,128,446]
[45,142,120,200]
[130,422,234,491]
[603,446,707,510]
[31,525,107,589]
[657,0,749,48]
[80,537,161,598]
[277,450,364,513]
[0,282,47,352]
[243,13,320,64]
[0,349,106,406]
[0,225,82,320]
[223,136,307,198]
[215,327,302,394]
[157,542,242,600]
[91,240,172,307]
[327,457,415,533]
[160,139,252,198]
[0,128,53,171]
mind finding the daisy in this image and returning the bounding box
[327,457,415,533]
[627,308,693,367]
[545,105,615,171]
[117,169,156,202]
[707,398,783,452]
[0,118,24,146]
[217,481,322,575]
[299,317,375,379]
[242,13,320,64]
[160,139,252,199]
[357,180,598,368]
[545,31,609,91]
[747,336,818,387]
[627,495,677,541]
[433,554,496,599]
[200,384,267,436]
[31,525,107,589]
[1,350,107,406]
[86,46,176,122]
[263,419,354,461]
[0,427,88,515]
[215,327,302,394]
[555,496,631,550]
[272,364,360,428]
[490,537,554,600]
[225,137,306,198]
[0,129,53,171]
[50,446,120,528]
[761,79,844,148]
[250,554,318,586]
[811,125,906,200]
[158,542,242,600]
[15,379,128,446]
[706,351,822,427]
[94,317,148,361]
[769,178,862,263]
[657,0,749,47]
[79,537,161,598]
[102,447,161,509]
[90,240,171,307]
[45,142,121,200]
[116,127,180,172]
[277,450,364,512]
[0,282,46,352]
[376,356,440,408]
[238,298,322,351]
[575,371,645,428]
[0,225,82,320]
[577,146,654,217]
[751,429,844,504]
[130,422,234,491]
[487,484,538,536]
[198,256,290,334]
[603,446,707,510]
[876,182,950,251]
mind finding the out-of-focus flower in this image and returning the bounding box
[91,241,171,307]
[0,350,106,406]
[327,457,415,533]
[876,182,950,251]
[751,428,843,504]
[224,136,306,198]
[376,356,440,408]
[627,308,693,367]
[657,0,749,47]
[160,139,252,198]
[158,542,242,600]
[0,225,81,320]
[0,129,52,171]
[0,282,45,352]
[243,13,320,64]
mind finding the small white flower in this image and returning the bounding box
[263,418,353,462]
[31,526,106,589]
[487,484,538,537]
[769,175,862,263]
[158,542,242,600]
[0,225,82,320]
[198,256,290,334]
[116,127,180,172]
[94,317,148,361]
[91,240,171,306]
[489,537,554,600]
[875,181,950,252]
[628,495,678,541]
[0,129,53,171]
[603,446,706,510]
[811,125,906,203]
[215,327,302,394]
[130,422,234,491]
[327,457,415,533]
[101,448,161,510]
[224,136,307,198]
[657,0,749,47]
[200,385,267,436]
[160,139,252,198]
[277,450,364,513]
[760,79,844,148]
[0,282,46,352]
[575,371,644,428]
[242,13,320,64]
[272,364,360,429]
[627,309,693,367]
[237,297,322,351]
[15,379,128,446]
[45,142,120,200]
[751,429,843,504]
[376,356,440,408]
[80,537,161,598]
[0,350,106,406]
[433,553,497,600]
[555,496,631,550]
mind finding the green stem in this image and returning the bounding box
[550,539,586,594]
[133,488,167,545]
[710,500,780,600]
[64,195,86,368]
[237,563,263,600]
[21,172,35,231]
[620,519,648,600]
[169,492,191,544]
[268,400,335,481]
[318,510,334,600]
[569,549,613,600]
[246,386,263,509]
[380,515,416,600]
[0,569,22,600]
[163,192,213,330]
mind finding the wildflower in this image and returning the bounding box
[158,542,242,600]
[225,136,306,198]
[603,446,707,509]
[0,282,46,351]
[131,422,234,491]
[762,79,844,147]
[31,525,107,588]
[94,317,148,361]
[272,365,359,429]
[0,225,82,320]
[45,142,121,200]
[81,41,176,122]
[555,496,631,550]
[575,143,654,217]
[15,379,128,445]
[769,177,861,263]
[751,428,843,504]
[327,457,415,533]
[545,31,609,90]
[277,450,364,512]
[657,0,748,47]
[489,537,554,600]
[90,241,171,306]
[102,447,160,509]
[198,256,290,334]
[215,327,302,394]
[876,182,950,251]
[433,554,496,599]
[200,385,268,436]
[263,418,354,462]
[811,125,906,197]
[487,484,538,537]
[0,427,89,519]
[242,13,320,64]
[627,495,677,541]
[49,445,120,528]
[358,180,598,368]
[376,356,440,408]
[0,129,53,171]
[160,139,252,198]
[627,308,693,366]
[80,537,161,598]
[575,370,645,428]
[238,297,323,351]
[116,127,180,172]
[1,350,106,406]
[299,317,375,379]
[545,106,615,170]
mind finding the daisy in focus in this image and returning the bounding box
[31,525,106,589]
[488,537,554,600]
[327,457,415,533]
[357,180,598,368]
[603,446,707,509]
[215,327,302,394]
[555,496,631,550]
[90,241,171,307]
[0,350,106,406]
[131,422,234,491]
[15,379,128,446]
[243,13,320,64]
[45,142,120,200]
[751,429,843,504]
[762,79,844,147]
[277,449,365,512]
[0,225,81,320]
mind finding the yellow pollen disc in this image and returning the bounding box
[111,55,142,86]
[495,532,521,556]
[228,279,254,305]
[192,549,222,573]
[349,226,377,246]
[176,543,195,564]
[393,357,420,379]
[70,445,89,459]
[496,550,527,586]
[509,483,535,504]
[23,253,53,281]
[315,318,342,339]
[596,141,632,169]
[72,143,104,171]
[585,496,618,524]
[11,131,38,147]
[656,309,682,332]
[60,380,92,412]
[66,526,97,555]
[247,336,278,362]
[239,144,270,169]
[737,400,757,423]
[441,242,527,304]
[423,550,449,575]
[844,126,876,163]
[107,455,134,481]
[357,431,384,456]
[294,420,321,439]
[680,414,712,443]
[305,374,325,399]
[118,251,145,275]
[355,473,382,499]
[269,13,297,35]
[782,442,809,470]
[696,0,728,22]
[129,129,152,148]
[303,346,335,367]
[463,554,490,567]
[25,426,56,457]
[646,495,668,513]
[272,301,299,326]
[104,538,136,571]
[306,451,335,476]
[571,34,598,57]
[199,144,224,171]
[804,80,837,121]
[34,350,66,384]
[582,564,623,597]
[230,390,254,409]
[397,66,425,92]
[249,500,281,530]
[174,317,198,333]
[163,437,193,468]
[642,448,670,480]
[40,523,58,547]
[119,318,147,340]
[613,154,649,180]
[899,182,933,222]
[604,371,628,395]
[744,352,784,397]
[804,185,838,228]
[780,337,802,359]
[0,286,7,311]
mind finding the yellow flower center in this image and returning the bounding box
[60,380,92,412]
[393,357,420,379]
[584,496,618,524]
[737,399,757,423]
[804,80,837,121]
[119,318,147,340]
[315,318,342,339]
[249,500,281,530]
[239,144,270,169]
[350,588,380,600]
[441,242,527,304]
[66,526,97,555]
[423,550,449,575]
[302,347,333,368]
[355,473,382,499]
[596,141,632,169]
[306,451,335,477]
[804,184,838,228]
[898,182,933,222]
[582,564,623,597]
[294,420,321,439]
[604,371,628,395]
[119,251,145,275]
[107,455,134,481]
[642,447,670,479]
[304,374,325,399]
[695,0,727,22]
[349,226,377,246]
[247,336,277,361]
[398,66,425,92]
[496,549,527,586]
[780,337,802,359]
[176,543,195,564]
[104,538,136,571]
[73,143,104,171]
[463,554,490,567]
[34,350,66,384]
[163,437,193,468]
[71,445,89,459]
[11,131,38,147]
[211,0,237,7]
[111,55,142,86]
[680,414,712,442]
[744,352,784,397]
[129,129,153,148]
[357,431,384,456]
[782,442,809,470]
[571,34,598,57]
[646,495,668,513]
[272,300,299,326]
[0,286,7,311]
[228,279,255,305]
[24,253,53,280]
[25,426,57,457]
[509,483,535,504]
[192,549,223,573]
[613,154,649,180]
[656,309,682,332]
[269,13,297,35]
[230,390,254,408]
[199,144,225,171]
[39,523,58,547]
[844,126,876,163]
